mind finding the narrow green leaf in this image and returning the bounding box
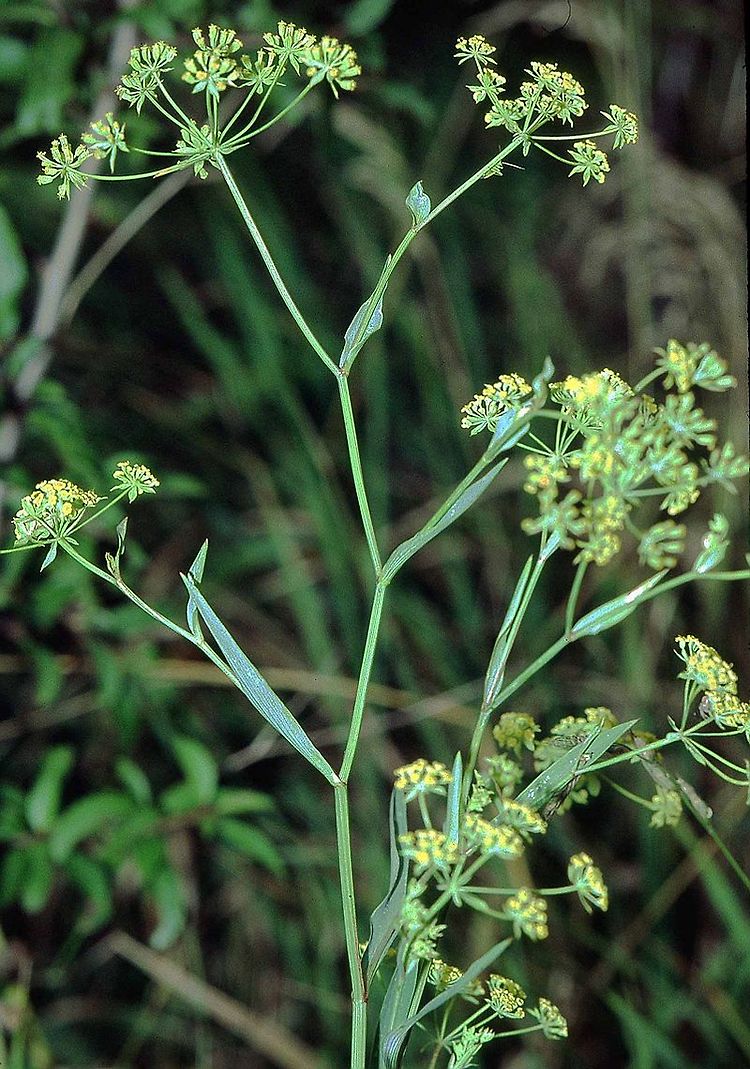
[364,789,409,987]
[49,791,134,862]
[405,180,430,228]
[216,818,284,875]
[20,840,54,914]
[516,721,638,812]
[382,939,512,1066]
[0,200,27,341]
[172,735,218,805]
[115,757,152,805]
[186,539,209,637]
[570,572,666,639]
[215,788,274,816]
[340,290,385,368]
[0,785,25,843]
[379,950,421,1069]
[39,542,57,571]
[149,865,187,950]
[160,783,201,815]
[0,845,26,907]
[65,853,113,930]
[444,752,463,847]
[383,459,508,583]
[25,745,74,833]
[181,575,337,783]
[483,555,534,708]
[105,517,128,581]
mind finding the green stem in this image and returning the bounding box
[157,82,195,129]
[633,366,665,393]
[216,154,338,375]
[430,452,494,528]
[532,127,613,141]
[465,884,576,896]
[224,81,315,149]
[341,137,523,370]
[603,776,653,810]
[337,375,382,575]
[58,541,241,691]
[89,162,194,182]
[565,559,588,635]
[679,800,750,895]
[333,785,367,1069]
[490,634,570,708]
[68,489,130,533]
[340,582,387,781]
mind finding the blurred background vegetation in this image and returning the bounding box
[0,0,747,1066]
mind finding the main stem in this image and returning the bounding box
[334,785,368,1069]
[217,155,388,1064]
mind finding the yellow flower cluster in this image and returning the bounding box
[398,829,457,870]
[13,479,101,544]
[487,974,526,1018]
[551,369,633,410]
[529,61,584,97]
[649,788,682,828]
[674,635,738,695]
[454,35,497,66]
[702,690,750,730]
[460,374,532,435]
[495,798,547,837]
[428,958,463,990]
[551,707,617,736]
[567,852,608,912]
[504,888,548,940]
[492,711,539,755]
[464,814,524,858]
[393,758,452,800]
[655,339,698,393]
[534,997,569,1039]
[112,460,160,499]
[523,454,570,496]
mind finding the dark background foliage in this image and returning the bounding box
[0,1,747,1066]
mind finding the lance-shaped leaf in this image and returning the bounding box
[406,180,431,228]
[515,720,637,813]
[49,790,135,862]
[483,555,534,710]
[181,575,338,784]
[363,790,409,989]
[25,745,74,833]
[382,459,508,584]
[186,539,209,637]
[340,259,391,369]
[379,951,422,1069]
[443,752,463,848]
[105,516,128,582]
[40,542,58,571]
[381,939,512,1068]
[570,571,666,639]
